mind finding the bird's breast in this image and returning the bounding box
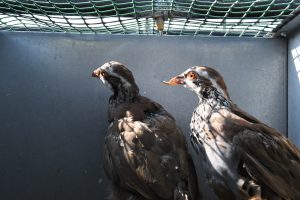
[190,108,239,178]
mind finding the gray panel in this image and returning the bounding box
[288,29,300,148]
[0,32,286,200]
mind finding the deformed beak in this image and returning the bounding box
[91,69,100,78]
[162,76,185,86]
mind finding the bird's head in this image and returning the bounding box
[92,61,139,99]
[163,66,230,99]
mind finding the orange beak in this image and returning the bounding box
[162,76,184,86]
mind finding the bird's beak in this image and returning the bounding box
[163,76,184,86]
[91,69,100,78]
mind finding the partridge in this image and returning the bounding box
[92,61,198,200]
[164,66,300,200]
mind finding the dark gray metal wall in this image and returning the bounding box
[0,32,287,200]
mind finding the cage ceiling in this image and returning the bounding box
[0,0,299,37]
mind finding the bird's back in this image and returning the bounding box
[103,95,198,200]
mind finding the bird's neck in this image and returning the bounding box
[109,84,139,106]
[196,87,232,114]
[190,87,232,142]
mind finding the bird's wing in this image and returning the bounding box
[103,104,198,200]
[231,104,261,124]
[211,108,300,199]
[233,129,300,199]
[103,120,158,199]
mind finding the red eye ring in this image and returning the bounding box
[187,71,197,80]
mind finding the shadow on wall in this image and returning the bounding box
[291,46,300,83]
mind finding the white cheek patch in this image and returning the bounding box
[100,76,113,91]
[185,79,198,90]
[197,70,209,79]
[197,69,226,97]
[182,76,201,94]
[100,62,132,89]
[100,63,114,73]
[210,79,225,97]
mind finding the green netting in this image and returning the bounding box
[0,0,299,37]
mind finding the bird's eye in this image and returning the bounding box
[187,71,197,80]
[101,71,107,77]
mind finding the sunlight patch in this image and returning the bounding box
[291,47,300,83]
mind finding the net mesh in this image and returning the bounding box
[0,0,299,37]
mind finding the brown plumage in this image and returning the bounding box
[164,66,300,200]
[92,61,198,200]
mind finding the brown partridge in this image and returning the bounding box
[164,66,300,200]
[92,61,199,200]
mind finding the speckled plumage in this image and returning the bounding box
[92,61,199,200]
[164,66,300,200]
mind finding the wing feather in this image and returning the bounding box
[216,108,300,199]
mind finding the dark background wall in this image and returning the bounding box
[0,32,287,200]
